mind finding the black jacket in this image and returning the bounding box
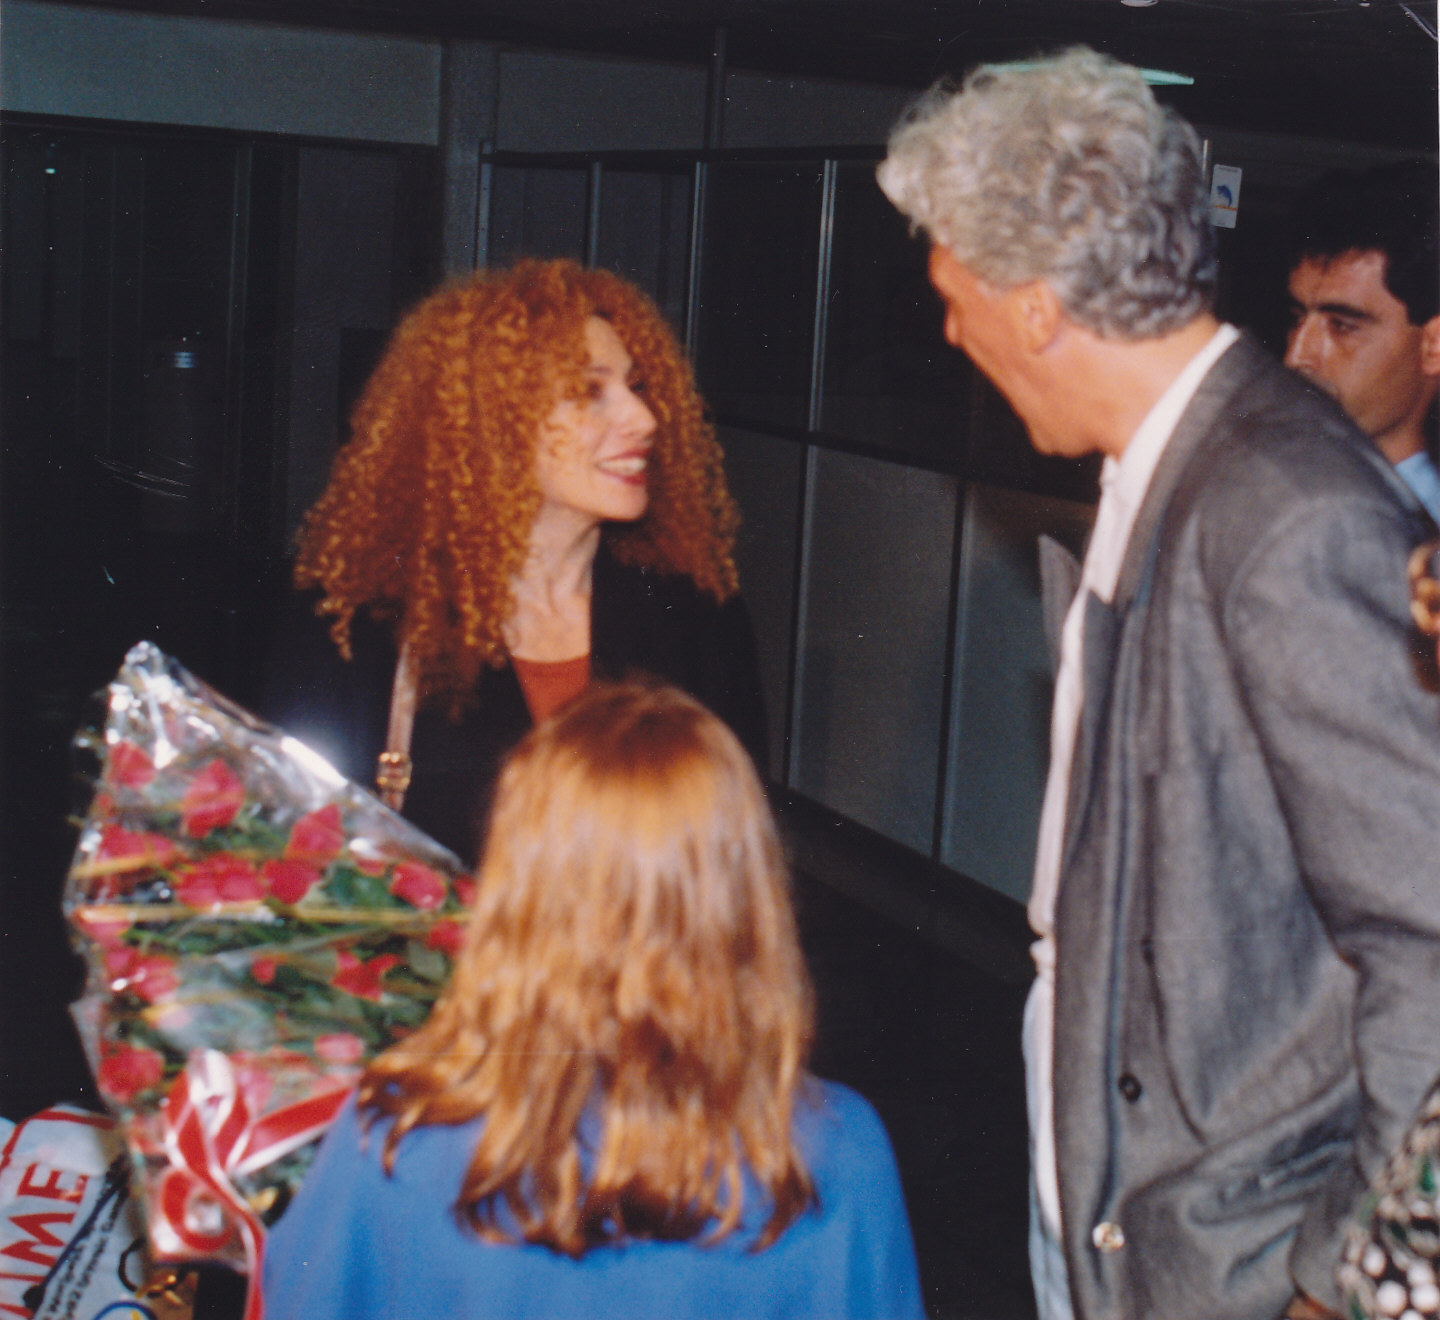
[263,543,767,868]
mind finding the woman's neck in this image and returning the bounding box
[505,508,601,662]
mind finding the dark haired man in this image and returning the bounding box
[1286,160,1440,522]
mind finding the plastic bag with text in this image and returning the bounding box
[0,1103,193,1320]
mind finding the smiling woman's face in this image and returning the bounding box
[533,316,658,530]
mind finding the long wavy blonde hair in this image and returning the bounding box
[294,260,740,705]
[359,682,816,1254]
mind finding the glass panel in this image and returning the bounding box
[136,140,238,528]
[487,165,587,266]
[695,161,823,430]
[142,140,236,345]
[792,448,958,853]
[233,144,289,557]
[717,424,803,781]
[965,371,1102,503]
[821,161,970,463]
[51,138,239,520]
[594,167,692,337]
[940,482,1095,901]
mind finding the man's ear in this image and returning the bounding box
[1420,315,1440,377]
[1014,280,1064,352]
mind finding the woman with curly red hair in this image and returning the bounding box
[269,259,765,864]
[263,681,923,1319]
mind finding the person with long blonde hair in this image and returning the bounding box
[262,682,923,1318]
[267,259,765,865]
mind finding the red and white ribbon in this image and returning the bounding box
[154,1050,352,1320]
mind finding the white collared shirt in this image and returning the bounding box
[1026,322,1240,1243]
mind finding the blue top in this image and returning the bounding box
[1394,450,1440,526]
[262,1080,924,1320]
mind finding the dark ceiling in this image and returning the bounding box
[54,0,1440,150]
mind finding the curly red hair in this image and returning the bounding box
[293,259,739,703]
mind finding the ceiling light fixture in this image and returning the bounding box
[1139,68,1195,86]
[997,58,1192,86]
[1121,0,1158,6]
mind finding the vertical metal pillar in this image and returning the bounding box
[684,26,727,356]
[684,162,707,356]
[784,159,839,788]
[930,481,968,861]
[704,26,728,151]
[475,142,493,271]
[584,160,603,267]
[438,41,498,274]
[807,161,837,432]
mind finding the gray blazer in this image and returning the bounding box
[1044,333,1440,1320]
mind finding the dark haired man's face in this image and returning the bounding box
[1285,250,1439,464]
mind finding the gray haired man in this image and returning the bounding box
[880,48,1440,1320]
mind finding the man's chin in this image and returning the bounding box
[1026,430,1077,460]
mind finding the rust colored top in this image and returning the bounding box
[511,653,591,723]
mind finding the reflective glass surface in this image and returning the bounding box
[487,165,587,265]
[718,425,804,780]
[791,448,958,852]
[940,482,1094,900]
[695,162,823,430]
[594,168,693,337]
[821,162,970,463]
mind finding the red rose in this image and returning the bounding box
[390,862,447,911]
[250,956,278,986]
[96,824,179,870]
[261,859,322,905]
[73,910,132,948]
[108,740,156,790]
[330,950,400,1001]
[104,948,180,1003]
[98,1042,165,1104]
[453,876,477,906]
[313,1033,366,1066]
[180,759,246,837]
[284,805,345,864]
[173,855,263,909]
[424,919,466,958]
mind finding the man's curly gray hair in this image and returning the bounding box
[877,47,1217,340]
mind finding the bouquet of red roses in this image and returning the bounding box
[64,642,472,1316]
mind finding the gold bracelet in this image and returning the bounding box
[376,750,413,797]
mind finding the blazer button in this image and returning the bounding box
[1117,1072,1143,1103]
[1092,1221,1126,1253]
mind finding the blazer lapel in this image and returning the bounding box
[1057,334,1262,897]
[1111,332,1264,612]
